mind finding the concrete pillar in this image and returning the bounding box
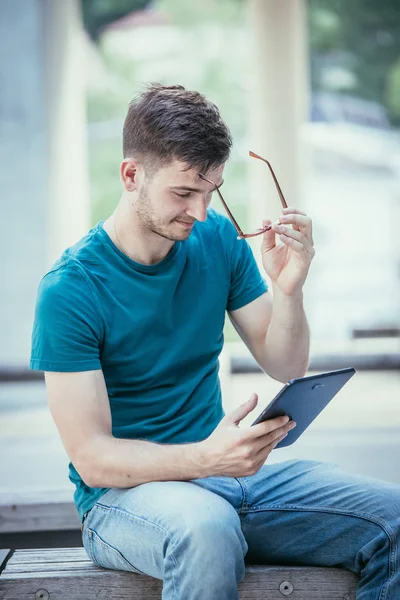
[247,0,309,234]
[0,0,89,366]
[43,0,90,265]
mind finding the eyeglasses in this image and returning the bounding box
[199,150,288,239]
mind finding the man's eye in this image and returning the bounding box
[175,192,191,198]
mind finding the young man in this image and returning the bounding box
[31,84,399,599]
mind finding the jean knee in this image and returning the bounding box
[191,516,246,550]
[168,504,246,573]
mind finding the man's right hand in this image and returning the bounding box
[199,393,296,478]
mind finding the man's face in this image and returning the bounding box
[134,159,225,242]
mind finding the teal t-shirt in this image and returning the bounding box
[30,208,268,521]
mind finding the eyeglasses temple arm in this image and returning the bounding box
[199,173,244,237]
[215,188,245,237]
[249,151,288,209]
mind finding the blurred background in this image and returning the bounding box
[0,0,399,536]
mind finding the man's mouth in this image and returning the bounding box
[176,219,195,227]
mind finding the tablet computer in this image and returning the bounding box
[251,367,356,448]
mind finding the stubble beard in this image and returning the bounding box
[135,184,193,242]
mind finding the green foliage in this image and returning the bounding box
[155,0,242,26]
[309,7,341,52]
[308,0,400,123]
[89,137,122,223]
[386,58,400,120]
[87,90,127,122]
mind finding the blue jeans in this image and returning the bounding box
[81,459,400,599]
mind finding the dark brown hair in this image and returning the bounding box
[123,83,232,175]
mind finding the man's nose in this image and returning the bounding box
[186,196,207,222]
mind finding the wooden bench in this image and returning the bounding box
[0,547,359,599]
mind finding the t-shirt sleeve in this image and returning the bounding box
[219,215,268,312]
[30,262,104,372]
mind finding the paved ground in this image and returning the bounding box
[0,368,399,496]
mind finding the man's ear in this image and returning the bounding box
[120,158,140,192]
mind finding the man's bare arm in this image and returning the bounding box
[263,286,310,380]
[229,288,310,383]
[45,370,207,489]
[87,436,207,488]
[45,370,294,487]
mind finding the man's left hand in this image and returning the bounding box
[261,207,315,297]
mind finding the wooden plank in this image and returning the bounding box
[240,565,358,598]
[0,491,79,533]
[8,548,88,558]
[4,548,93,573]
[0,549,359,600]
[5,561,95,573]
[0,566,358,599]
[6,548,88,564]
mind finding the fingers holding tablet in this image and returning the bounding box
[251,423,296,472]
[254,419,297,453]
[251,414,296,440]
